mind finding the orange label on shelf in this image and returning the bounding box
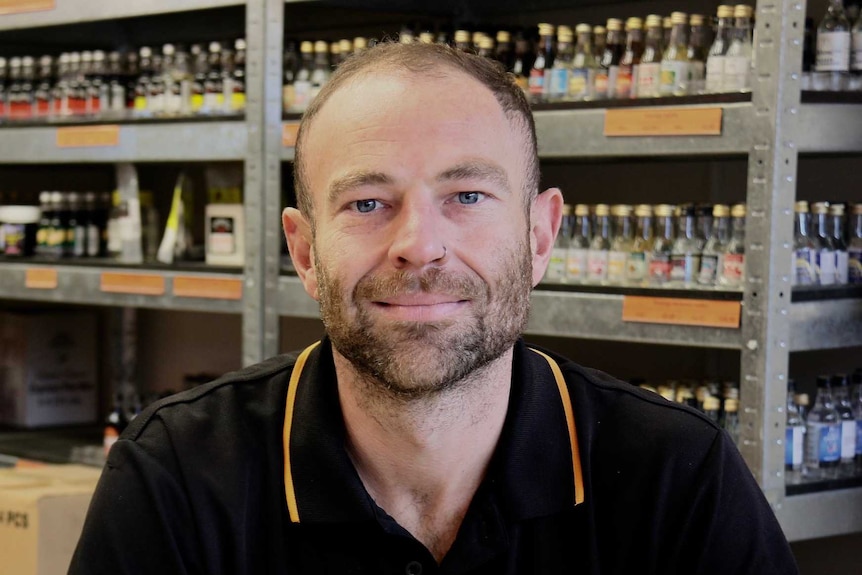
[173,276,243,300]
[0,0,54,15]
[604,107,723,137]
[56,125,121,148]
[622,296,741,329]
[282,122,300,147]
[100,272,165,296]
[24,267,58,289]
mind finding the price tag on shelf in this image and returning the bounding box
[56,125,121,148]
[282,122,300,147]
[173,276,243,300]
[100,272,165,296]
[604,107,723,137]
[0,0,54,15]
[622,295,741,329]
[24,267,58,290]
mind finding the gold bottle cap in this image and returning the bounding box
[828,203,845,216]
[734,4,753,18]
[690,14,705,26]
[562,204,574,216]
[811,201,829,214]
[454,30,470,43]
[731,203,746,218]
[353,37,367,51]
[852,203,862,215]
[671,12,688,24]
[626,17,643,31]
[399,31,415,45]
[314,40,328,53]
[594,203,611,216]
[339,39,352,54]
[794,200,809,213]
[607,18,623,31]
[497,30,511,43]
[703,396,721,411]
[330,42,340,55]
[300,41,313,54]
[538,23,555,36]
[663,17,672,28]
[634,204,653,217]
[654,204,674,217]
[795,393,810,407]
[611,204,632,216]
[576,23,592,34]
[724,398,739,412]
[712,204,730,217]
[557,25,573,37]
[718,5,735,18]
[593,25,606,35]
[645,14,663,28]
[658,386,675,402]
[479,36,495,50]
[575,204,590,216]
[419,32,434,44]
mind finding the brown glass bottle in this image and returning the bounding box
[595,19,624,99]
[618,17,644,98]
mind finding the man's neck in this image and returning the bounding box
[333,348,514,563]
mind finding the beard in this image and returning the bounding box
[315,238,532,401]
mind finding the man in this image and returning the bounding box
[71,42,797,574]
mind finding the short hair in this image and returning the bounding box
[292,41,540,225]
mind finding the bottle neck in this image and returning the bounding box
[731,216,745,240]
[734,18,751,42]
[816,387,834,407]
[576,33,593,53]
[576,215,591,238]
[658,216,675,240]
[713,216,731,241]
[681,215,697,240]
[597,215,611,239]
[636,216,653,239]
[615,216,632,239]
[854,213,862,239]
[645,27,662,49]
[814,212,830,239]
[795,212,810,237]
[626,30,643,51]
[669,23,687,48]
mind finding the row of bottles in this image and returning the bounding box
[0,39,246,122]
[792,201,862,287]
[785,371,862,483]
[807,0,862,91]
[544,203,747,288]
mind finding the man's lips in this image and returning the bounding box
[368,295,470,321]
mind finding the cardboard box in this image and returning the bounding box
[0,464,100,575]
[0,312,98,427]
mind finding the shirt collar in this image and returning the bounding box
[283,337,583,524]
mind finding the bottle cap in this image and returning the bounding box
[472,31,485,44]
[419,32,434,44]
[634,204,652,217]
[626,17,643,31]
[811,201,829,214]
[399,31,415,45]
[671,12,688,24]
[39,191,51,203]
[576,23,592,34]
[828,203,845,216]
[734,4,753,18]
[162,44,175,56]
[21,55,35,66]
[538,23,555,36]
[611,204,632,217]
[606,18,623,31]
[724,398,739,412]
[594,204,610,216]
[330,42,341,54]
[496,30,511,43]
[654,204,674,217]
[593,25,606,35]
[558,31,573,43]
[690,14,705,26]
[731,203,746,218]
[67,192,80,203]
[235,39,247,51]
[703,396,721,411]
[353,37,368,51]
[479,36,495,49]
[717,5,734,18]
[562,204,574,216]
[646,15,663,28]
[663,17,672,28]
[314,41,329,53]
[795,393,810,406]
[49,191,63,203]
[712,204,730,217]
[794,200,809,213]
[454,30,470,43]
[575,204,590,216]
[853,203,862,215]
[299,41,313,54]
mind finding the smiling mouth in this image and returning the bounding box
[370,299,469,321]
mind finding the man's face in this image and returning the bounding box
[294,69,539,398]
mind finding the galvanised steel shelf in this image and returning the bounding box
[0,0,243,30]
[798,103,862,154]
[789,297,862,351]
[0,120,247,163]
[0,262,244,313]
[777,487,862,542]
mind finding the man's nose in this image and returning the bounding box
[387,198,447,269]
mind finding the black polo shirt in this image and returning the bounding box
[70,338,797,574]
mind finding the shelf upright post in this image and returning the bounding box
[739,0,805,507]
[243,0,285,365]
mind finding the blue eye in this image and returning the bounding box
[353,199,380,213]
[457,191,482,205]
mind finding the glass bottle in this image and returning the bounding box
[660,12,690,96]
[723,4,754,93]
[47,191,68,259]
[703,396,721,425]
[84,192,101,257]
[7,57,25,119]
[159,44,178,115]
[811,202,836,286]
[203,41,224,114]
[67,52,86,116]
[592,25,607,62]
[104,392,128,457]
[698,204,730,286]
[832,374,857,477]
[68,192,86,258]
[0,57,7,119]
[627,204,653,284]
[530,23,555,101]
[494,30,513,70]
[815,0,851,91]
[33,55,53,119]
[805,375,842,480]
[686,14,708,94]
[123,51,139,113]
[723,398,740,446]
[511,32,533,94]
[617,17,644,99]
[849,203,862,284]
[796,392,811,422]
[786,380,806,484]
[35,191,53,256]
[310,40,331,102]
[719,203,747,287]
[230,39,246,112]
[471,31,485,54]
[339,38,355,62]
[454,30,472,53]
[594,19,624,100]
[670,204,702,286]
[476,36,495,59]
[793,201,818,286]
[191,44,209,114]
[292,41,314,113]
[649,204,676,285]
[548,26,573,101]
[146,48,165,116]
[853,371,862,475]
[637,15,664,98]
[282,41,298,114]
[134,47,153,116]
[567,203,591,283]
[706,5,735,93]
[587,204,611,283]
[106,51,125,115]
[87,50,107,116]
[663,17,673,51]
[830,203,849,285]
[607,205,634,284]
[853,9,862,77]
[546,204,572,283]
[569,23,598,101]
[219,41,236,114]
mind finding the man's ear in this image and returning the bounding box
[283,207,319,301]
[529,187,564,287]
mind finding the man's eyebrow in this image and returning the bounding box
[326,171,394,205]
[436,161,511,193]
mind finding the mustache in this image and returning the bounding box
[354,267,486,301]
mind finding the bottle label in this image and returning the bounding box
[841,420,856,460]
[670,253,700,283]
[546,247,568,282]
[793,248,817,286]
[660,60,689,95]
[87,224,100,257]
[73,225,87,257]
[816,249,836,285]
[615,66,633,99]
[698,253,720,284]
[853,31,862,71]
[835,250,849,284]
[722,55,751,92]
[587,249,609,280]
[607,250,628,282]
[626,252,647,282]
[594,70,609,98]
[850,247,862,284]
[636,63,661,97]
[689,60,705,82]
[815,423,841,464]
[529,69,545,95]
[567,248,588,281]
[292,80,312,111]
[548,68,569,98]
[648,253,672,283]
[209,216,236,255]
[568,68,595,100]
[857,420,862,456]
[786,426,804,467]
[721,253,745,284]
[816,31,851,72]
[607,66,620,99]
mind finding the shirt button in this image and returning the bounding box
[405,561,423,575]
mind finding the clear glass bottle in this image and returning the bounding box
[719,203,747,287]
[636,15,664,98]
[33,55,52,118]
[805,375,842,480]
[587,204,611,283]
[811,201,836,286]
[698,204,730,286]
[850,203,862,284]
[786,380,806,485]
[133,47,152,116]
[546,204,572,283]
[87,50,107,116]
[549,27,573,101]
[649,204,676,285]
[309,40,330,102]
[830,203,849,285]
[567,204,591,283]
[494,30,513,70]
[67,192,86,258]
[454,30,472,53]
[853,371,862,475]
[511,32,533,95]
[793,201,819,286]
[703,395,721,425]
[0,57,7,119]
[569,24,598,101]
[607,204,634,284]
[797,392,811,422]
[84,192,100,257]
[35,191,52,256]
[686,14,708,94]
[618,17,644,99]
[146,48,165,116]
[706,5,735,93]
[660,12,690,96]
[815,0,851,91]
[593,25,607,62]
[723,4,754,93]
[627,204,653,284]
[292,41,314,113]
[282,41,298,113]
[670,204,702,286]
[853,10,862,77]
[723,398,740,446]
[595,19,624,100]
[832,374,858,477]
[530,23,555,101]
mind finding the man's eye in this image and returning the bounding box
[353,199,380,213]
[457,191,483,205]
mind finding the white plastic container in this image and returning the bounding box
[205,203,244,267]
